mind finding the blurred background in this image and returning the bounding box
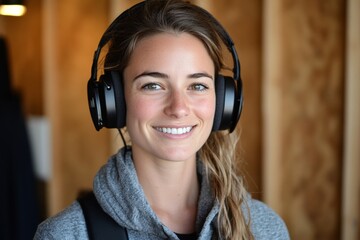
[0,0,359,239]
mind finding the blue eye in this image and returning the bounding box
[190,83,208,91]
[142,83,162,90]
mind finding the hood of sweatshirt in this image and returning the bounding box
[93,148,219,239]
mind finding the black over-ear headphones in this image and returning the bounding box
[87,1,243,133]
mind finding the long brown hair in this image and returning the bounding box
[104,0,253,239]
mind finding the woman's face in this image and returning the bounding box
[123,32,216,162]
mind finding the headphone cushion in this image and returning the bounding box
[213,75,236,131]
[87,80,103,130]
[105,71,126,128]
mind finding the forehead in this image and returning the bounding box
[123,33,215,78]
[134,32,204,52]
[128,32,213,64]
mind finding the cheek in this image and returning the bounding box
[124,84,143,121]
[126,97,151,121]
[195,95,216,121]
[125,93,163,127]
[125,97,148,140]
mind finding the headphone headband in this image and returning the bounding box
[90,2,145,83]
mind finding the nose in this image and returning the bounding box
[164,90,190,118]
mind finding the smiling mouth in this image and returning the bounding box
[155,126,194,135]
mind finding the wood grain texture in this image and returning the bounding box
[342,0,360,239]
[43,0,113,215]
[264,0,345,239]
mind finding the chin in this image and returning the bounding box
[155,148,198,162]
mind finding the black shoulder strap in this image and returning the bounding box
[78,191,128,240]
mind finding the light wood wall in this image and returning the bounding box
[263,0,346,239]
[342,0,360,238]
[1,0,359,239]
[42,0,113,214]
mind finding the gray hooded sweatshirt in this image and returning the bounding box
[34,148,290,239]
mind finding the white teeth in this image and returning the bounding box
[156,126,192,135]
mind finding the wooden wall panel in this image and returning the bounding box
[263,0,345,239]
[195,0,264,200]
[44,0,112,215]
[342,0,360,239]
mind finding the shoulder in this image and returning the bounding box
[247,198,290,240]
[33,201,88,240]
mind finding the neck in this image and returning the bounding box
[132,149,199,233]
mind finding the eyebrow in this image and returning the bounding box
[133,71,168,81]
[188,72,213,80]
[133,71,213,81]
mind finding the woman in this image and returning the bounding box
[34,0,289,239]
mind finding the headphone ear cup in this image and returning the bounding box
[213,75,236,131]
[100,71,126,129]
[87,71,126,130]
